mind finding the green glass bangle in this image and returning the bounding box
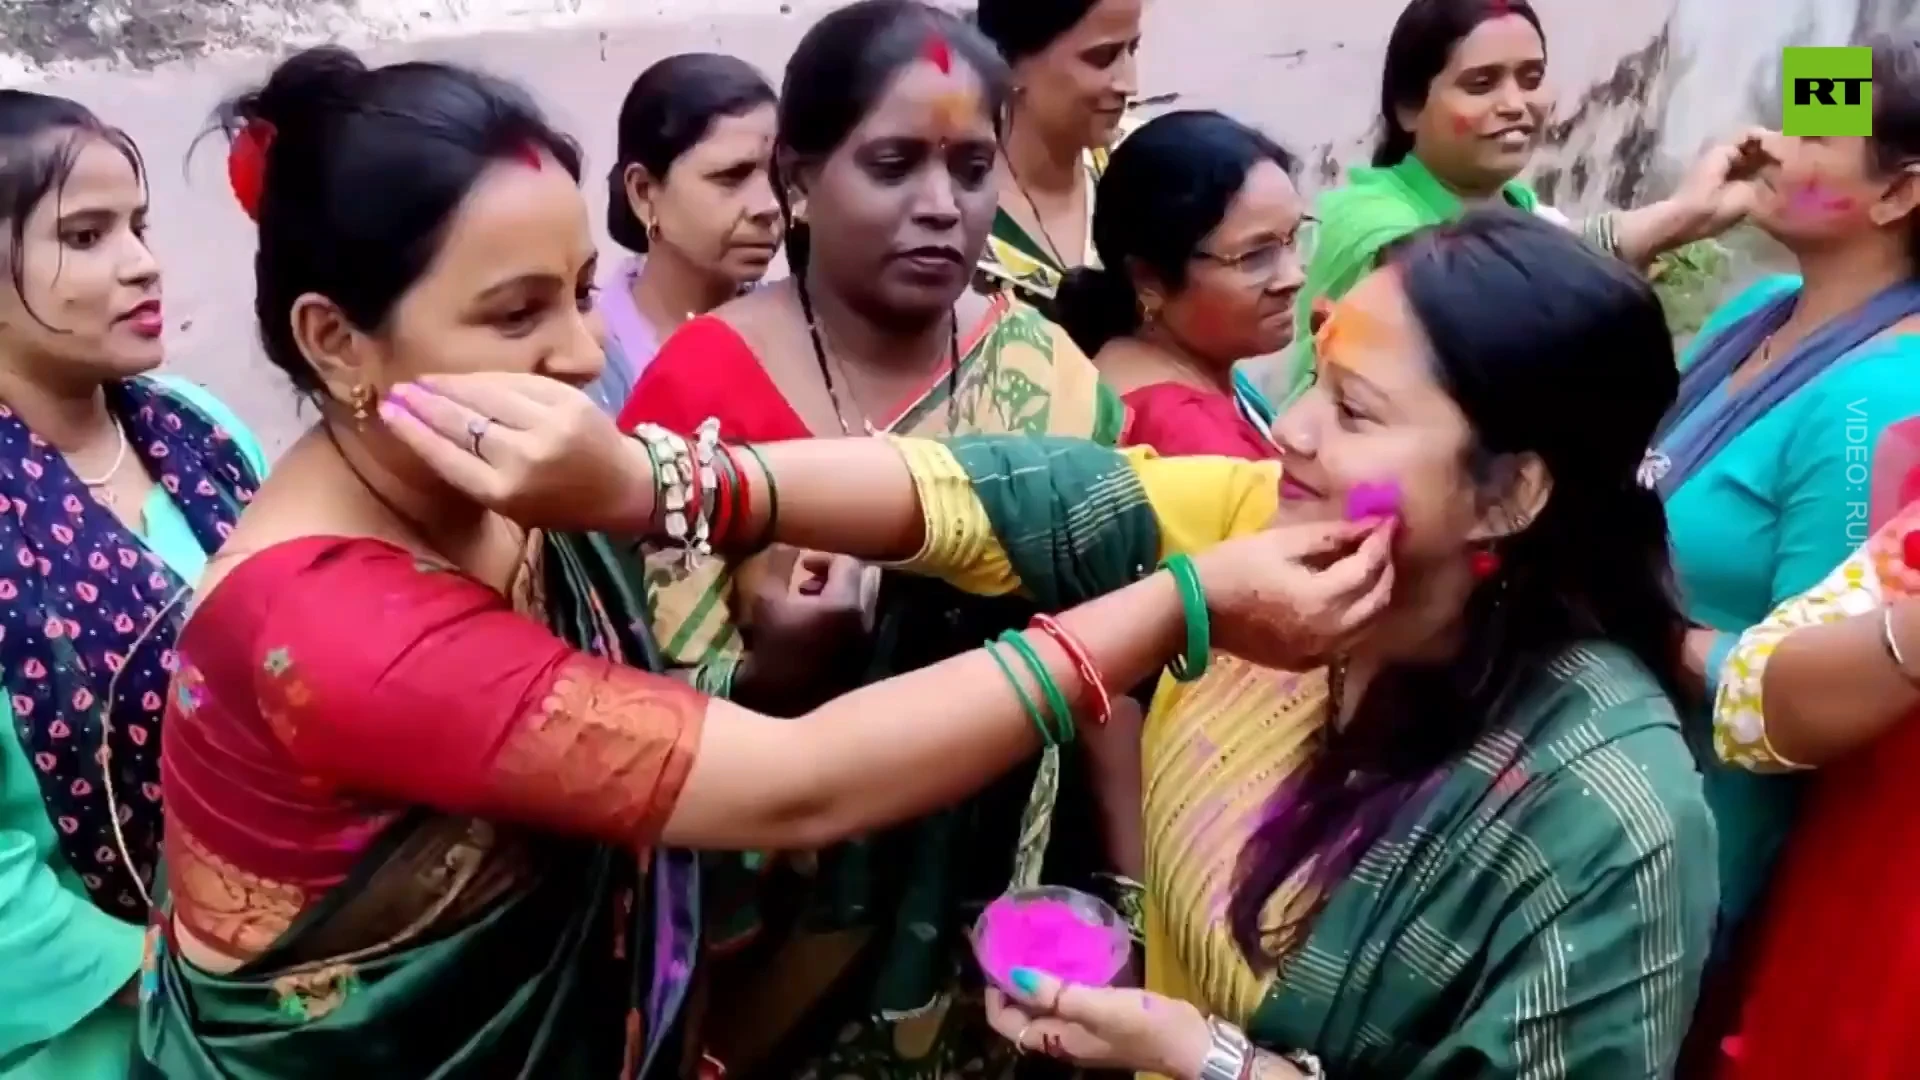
[1000,630,1076,747]
[741,443,779,551]
[1160,553,1211,682]
[695,655,739,699]
[632,434,663,533]
[985,640,1054,748]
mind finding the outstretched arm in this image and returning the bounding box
[1715,513,1920,770]
[254,535,1186,854]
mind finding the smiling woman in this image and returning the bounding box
[974,0,1143,309]
[0,90,267,1080]
[1276,0,1768,408]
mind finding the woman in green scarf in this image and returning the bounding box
[1275,0,1759,408]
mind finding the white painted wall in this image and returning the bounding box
[2,0,1783,452]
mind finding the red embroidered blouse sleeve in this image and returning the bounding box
[249,541,706,846]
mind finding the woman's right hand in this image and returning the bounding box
[382,373,656,533]
[738,546,877,707]
[1192,518,1395,670]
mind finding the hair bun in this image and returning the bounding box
[1053,264,1141,356]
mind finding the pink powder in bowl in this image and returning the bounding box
[973,887,1129,991]
[1344,479,1402,522]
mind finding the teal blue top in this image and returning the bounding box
[0,376,268,1080]
[1667,274,1920,934]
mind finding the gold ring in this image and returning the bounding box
[1013,1022,1034,1056]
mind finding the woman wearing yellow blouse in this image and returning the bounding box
[388,209,1713,1078]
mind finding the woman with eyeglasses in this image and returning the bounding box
[1057,111,1302,459]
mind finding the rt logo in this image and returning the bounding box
[1782,46,1873,136]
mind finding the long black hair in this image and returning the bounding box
[773,0,1008,282]
[1054,110,1295,355]
[1866,32,1920,264]
[1228,208,1687,964]
[213,46,581,398]
[0,91,145,329]
[1372,0,1545,167]
[974,0,1100,64]
[605,53,776,254]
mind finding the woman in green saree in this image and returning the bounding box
[394,208,1717,1078]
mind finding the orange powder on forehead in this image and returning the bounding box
[928,85,980,141]
[1315,297,1400,370]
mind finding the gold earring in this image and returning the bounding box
[349,383,374,426]
[645,216,661,242]
[1140,298,1161,327]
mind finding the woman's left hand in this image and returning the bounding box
[984,968,1215,1078]
[381,373,657,534]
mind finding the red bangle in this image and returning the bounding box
[727,445,754,548]
[708,451,735,546]
[1029,614,1111,727]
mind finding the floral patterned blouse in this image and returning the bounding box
[1714,500,1920,771]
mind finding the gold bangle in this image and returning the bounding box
[1883,604,1920,686]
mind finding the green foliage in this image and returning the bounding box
[1649,238,1733,340]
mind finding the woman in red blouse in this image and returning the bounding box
[1055,110,1316,460]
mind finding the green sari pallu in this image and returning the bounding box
[136,533,704,1079]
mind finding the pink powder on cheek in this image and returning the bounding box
[1344,479,1402,522]
[1785,181,1856,216]
[976,896,1129,990]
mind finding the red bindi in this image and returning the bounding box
[922,32,953,75]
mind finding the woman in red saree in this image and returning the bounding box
[1708,416,1920,1079]
[1053,110,1312,461]
[616,6,1126,1075]
[140,42,1390,1080]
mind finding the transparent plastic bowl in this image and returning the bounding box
[970,885,1130,993]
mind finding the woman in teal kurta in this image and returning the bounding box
[1660,276,1920,939]
[0,374,268,1079]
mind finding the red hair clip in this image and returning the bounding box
[226,118,276,222]
[921,32,953,75]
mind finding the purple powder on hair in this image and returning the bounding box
[975,894,1128,990]
[1344,479,1402,522]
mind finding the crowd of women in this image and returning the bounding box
[3,0,1920,1076]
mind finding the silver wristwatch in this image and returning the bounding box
[1197,1017,1253,1080]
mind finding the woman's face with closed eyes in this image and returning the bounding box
[1271,269,1488,567]
[792,57,1000,321]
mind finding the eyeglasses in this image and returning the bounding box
[1193,216,1318,282]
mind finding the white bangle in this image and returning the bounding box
[1283,1049,1326,1079]
[1883,605,1920,686]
